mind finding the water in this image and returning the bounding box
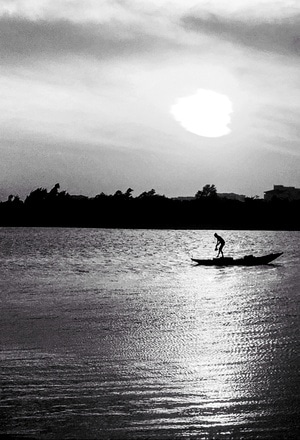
[0,228,299,439]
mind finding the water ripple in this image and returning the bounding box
[0,228,299,439]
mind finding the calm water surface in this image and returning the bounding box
[0,228,299,439]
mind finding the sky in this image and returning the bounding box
[1,0,300,199]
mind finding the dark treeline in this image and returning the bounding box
[0,183,299,230]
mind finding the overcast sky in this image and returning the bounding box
[1,0,300,199]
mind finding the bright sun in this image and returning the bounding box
[170,89,233,138]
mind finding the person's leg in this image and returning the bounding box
[220,244,224,257]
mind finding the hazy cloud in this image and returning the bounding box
[181,13,300,56]
[1,0,299,22]
[0,15,180,64]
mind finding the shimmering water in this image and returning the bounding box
[0,228,299,439]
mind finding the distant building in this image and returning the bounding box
[217,193,246,202]
[264,185,300,201]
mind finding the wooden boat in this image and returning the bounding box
[191,252,283,266]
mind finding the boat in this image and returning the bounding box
[191,252,283,266]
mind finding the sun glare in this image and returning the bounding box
[171,89,233,138]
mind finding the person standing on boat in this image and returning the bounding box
[214,233,225,258]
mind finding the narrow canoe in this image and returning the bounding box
[191,252,283,266]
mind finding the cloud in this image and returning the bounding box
[1,0,298,21]
[5,2,299,67]
[0,0,138,22]
[0,15,180,64]
[1,1,299,198]
[181,13,300,57]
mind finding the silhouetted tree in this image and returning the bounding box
[195,184,217,198]
[25,187,48,205]
[14,195,21,203]
[48,183,60,198]
[95,192,108,200]
[6,194,22,205]
[137,189,166,199]
[0,182,299,230]
[57,190,70,200]
[113,188,134,199]
[138,189,157,198]
[125,187,133,198]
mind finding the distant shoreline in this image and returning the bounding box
[1,186,299,231]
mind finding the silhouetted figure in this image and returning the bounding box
[214,233,225,258]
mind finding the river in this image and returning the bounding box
[0,228,299,439]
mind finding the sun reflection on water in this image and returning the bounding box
[0,228,298,439]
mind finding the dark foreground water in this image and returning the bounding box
[0,228,299,439]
